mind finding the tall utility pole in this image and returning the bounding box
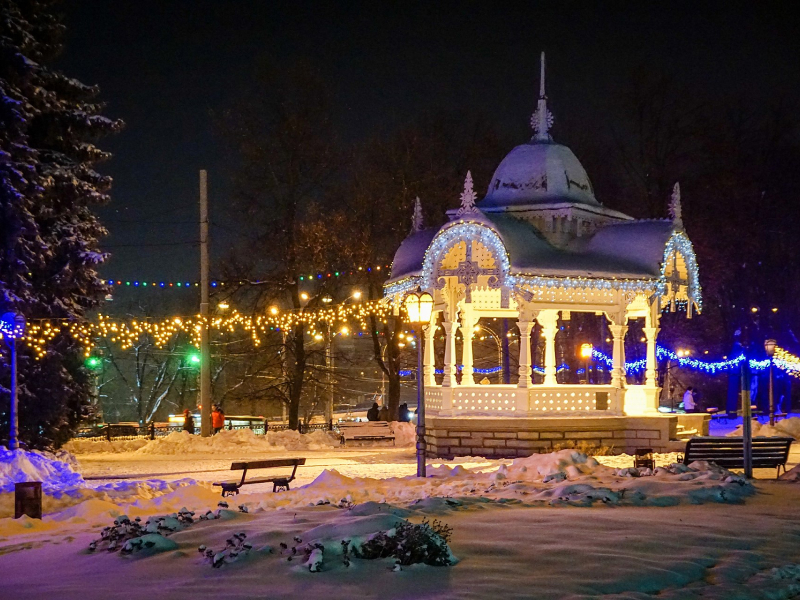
[199,170,212,437]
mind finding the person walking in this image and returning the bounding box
[182,409,195,434]
[366,402,379,421]
[211,405,225,434]
[683,387,696,413]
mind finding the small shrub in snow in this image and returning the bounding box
[199,532,252,567]
[89,508,196,554]
[353,518,455,567]
[278,536,326,571]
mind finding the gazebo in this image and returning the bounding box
[384,55,702,457]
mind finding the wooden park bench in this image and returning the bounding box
[339,421,396,445]
[213,458,306,497]
[679,436,793,478]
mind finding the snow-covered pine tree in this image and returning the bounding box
[0,0,123,448]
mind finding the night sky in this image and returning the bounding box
[57,1,800,284]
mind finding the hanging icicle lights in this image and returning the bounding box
[14,301,393,360]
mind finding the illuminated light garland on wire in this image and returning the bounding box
[775,347,800,378]
[398,348,798,378]
[10,303,800,381]
[590,346,775,375]
[12,301,395,360]
[103,265,391,291]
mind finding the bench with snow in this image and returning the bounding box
[339,422,395,445]
[678,436,793,478]
[212,458,306,497]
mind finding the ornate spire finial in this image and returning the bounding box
[411,196,424,233]
[531,51,554,140]
[456,171,478,216]
[539,50,546,97]
[669,182,683,229]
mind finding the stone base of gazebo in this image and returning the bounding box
[424,415,696,458]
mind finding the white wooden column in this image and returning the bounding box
[460,305,475,386]
[644,327,659,388]
[517,319,534,387]
[607,312,628,390]
[537,309,559,386]
[442,321,458,387]
[423,313,437,387]
[643,299,661,413]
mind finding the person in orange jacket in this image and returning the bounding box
[211,405,225,434]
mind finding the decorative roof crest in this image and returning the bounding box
[456,171,478,216]
[530,51,554,140]
[411,196,424,233]
[669,182,683,229]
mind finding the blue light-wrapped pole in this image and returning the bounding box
[9,338,18,450]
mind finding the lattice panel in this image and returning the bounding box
[425,388,443,411]
[452,388,521,414]
[529,389,597,412]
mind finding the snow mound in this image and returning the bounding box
[307,469,359,489]
[508,449,604,478]
[133,428,339,455]
[779,464,800,482]
[727,418,800,439]
[247,449,755,511]
[0,447,85,493]
[389,422,416,446]
[63,438,149,454]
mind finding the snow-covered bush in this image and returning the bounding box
[352,518,456,567]
[200,532,253,567]
[89,506,202,554]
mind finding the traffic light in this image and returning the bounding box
[187,350,201,366]
[85,356,102,370]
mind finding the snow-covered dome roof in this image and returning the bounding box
[480,140,598,209]
[479,52,598,210]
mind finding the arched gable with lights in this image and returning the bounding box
[422,218,513,309]
[660,230,702,317]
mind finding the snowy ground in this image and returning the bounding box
[4,420,800,599]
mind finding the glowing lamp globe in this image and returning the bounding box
[404,291,434,324]
[765,339,777,358]
[580,343,593,359]
[0,312,25,339]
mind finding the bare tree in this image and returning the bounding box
[97,332,191,425]
[216,60,347,428]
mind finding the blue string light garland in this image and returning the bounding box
[398,345,779,378]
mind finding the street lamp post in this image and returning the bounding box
[580,343,593,384]
[765,338,777,426]
[1,312,26,450]
[404,290,434,478]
